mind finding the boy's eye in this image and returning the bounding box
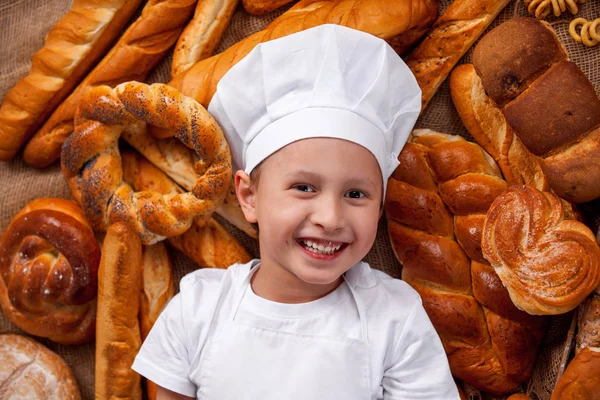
[294,185,315,192]
[345,190,366,199]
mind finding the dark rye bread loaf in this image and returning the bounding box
[467,17,600,203]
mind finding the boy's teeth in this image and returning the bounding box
[300,239,342,255]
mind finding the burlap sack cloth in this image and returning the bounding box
[1,0,599,399]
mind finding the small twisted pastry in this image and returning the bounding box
[569,17,600,46]
[525,0,584,19]
[61,82,232,245]
[0,198,99,344]
[482,185,600,315]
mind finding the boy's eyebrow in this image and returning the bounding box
[285,169,378,189]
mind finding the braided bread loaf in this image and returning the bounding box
[385,129,546,394]
[170,0,439,107]
[23,0,197,168]
[0,0,141,161]
[0,198,99,344]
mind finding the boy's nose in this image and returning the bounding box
[309,195,345,232]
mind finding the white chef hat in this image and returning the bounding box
[208,24,421,194]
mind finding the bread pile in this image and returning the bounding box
[0,0,442,398]
[2,0,600,399]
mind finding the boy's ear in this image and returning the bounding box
[235,170,258,224]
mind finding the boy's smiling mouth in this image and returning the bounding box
[296,238,348,256]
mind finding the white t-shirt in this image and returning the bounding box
[132,260,460,399]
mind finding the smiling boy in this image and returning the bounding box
[132,24,459,400]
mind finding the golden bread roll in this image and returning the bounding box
[406,0,512,111]
[170,0,439,107]
[482,186,600,315]
[95,221,143,400]
[0,198,99,344]
[385,129,546,394]
[122,151,252,268]
[551,347,600,400]
[0,334,81,399]
[0,0,142,161]
[23,0,197,168]
[139,242,175,400]
[172,0,240,77]
[60,82,231,245]
[242,0,294,15]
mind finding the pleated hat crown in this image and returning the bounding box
[208,24,422,190]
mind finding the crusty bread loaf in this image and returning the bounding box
[550,347,600,400]
[95,221,143,400]
[242,0,294,15]
[170,0,439,107]
[122,151,252,268]
[23,0,197,168]
[139,242,175,400]
[406,0,512,111]
[454,17,600,203]
[576,289,600,352]
[385,129,546,394]
[0,334,81,399]
[172,0,239,78]
[122,125,257,238]
[0,0,142,161]
[482,186,600,315]
[450,64,551,191]
[0,198,99,344]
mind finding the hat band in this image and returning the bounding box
[244,107,388,183]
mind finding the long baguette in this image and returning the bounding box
[0,0,142,161]
[23,0,197,168]
[406,0,512,112]
[139,242,175,400]
[95,221,143,400]
[172,0,240,78]
[121,151,253,268]
[242,0,294,15]
[170,0,439,107]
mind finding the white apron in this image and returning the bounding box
[197,267,372,399]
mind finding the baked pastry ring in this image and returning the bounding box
[61,82,232,244]
[482,185,600,315]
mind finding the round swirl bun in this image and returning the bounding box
[482,186,600,315]
[0,198,99,344]
[0,334,81,399]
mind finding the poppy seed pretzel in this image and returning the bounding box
[61,81,232,245]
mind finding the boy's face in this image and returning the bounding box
[236,137,383,288]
